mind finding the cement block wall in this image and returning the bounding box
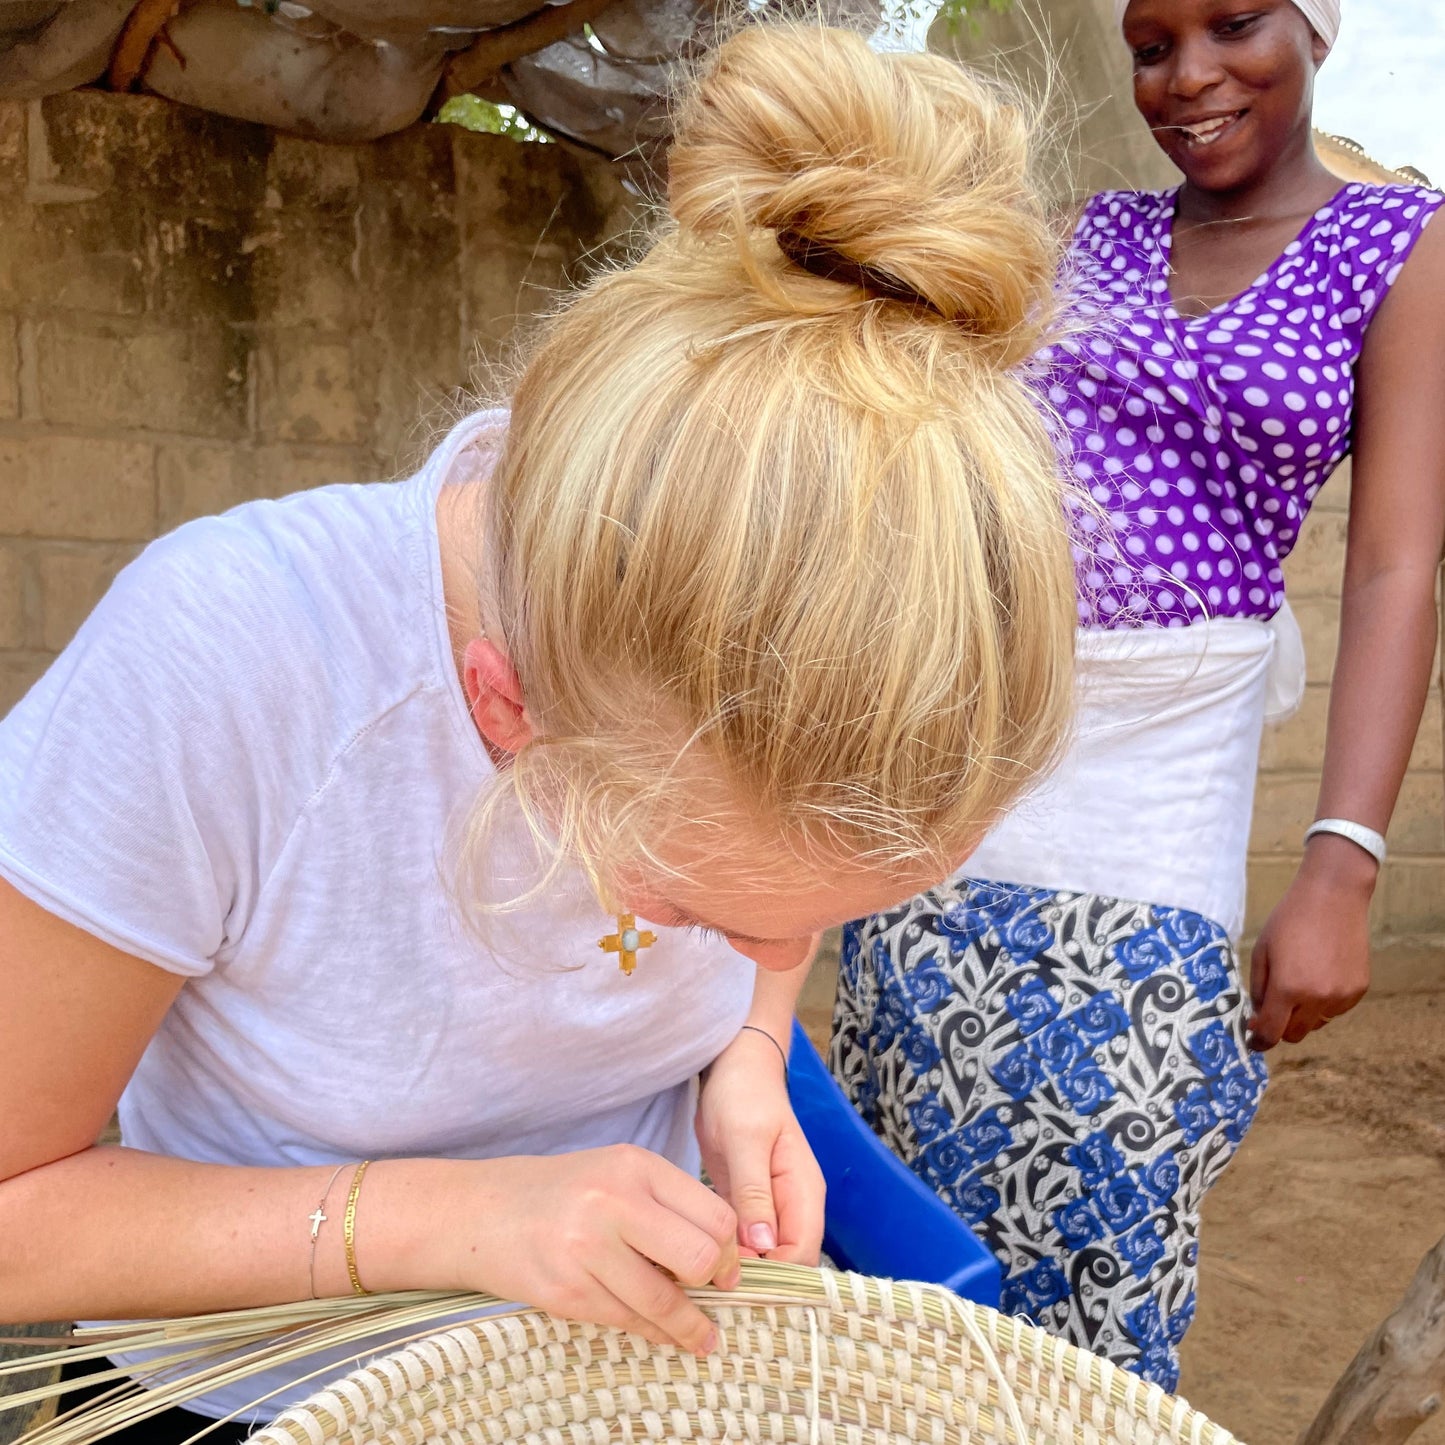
[1248,467,1445,940]
[0,90,635,715]
[0,90,1439,938]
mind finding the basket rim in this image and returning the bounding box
[247,1264,1243,1445]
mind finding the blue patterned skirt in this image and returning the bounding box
[831,879,1267,1391]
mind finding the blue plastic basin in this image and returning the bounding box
[787,1019,1001,1308]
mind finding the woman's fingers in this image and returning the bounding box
[574,1272,682,1350]
[644,1162,741,1286]
[768,1131,825,1264]
[707,1115,779,1256]
[623,1198,740,1291]
[600,1241,719,1354]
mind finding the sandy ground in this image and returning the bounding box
[797,941,1445,1445]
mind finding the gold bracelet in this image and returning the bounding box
[343,1160,373,1297]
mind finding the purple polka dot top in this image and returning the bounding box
[1038,182,1443,627]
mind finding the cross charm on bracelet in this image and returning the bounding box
[308,1205,328,1242]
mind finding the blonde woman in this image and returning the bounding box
[832,0,1445,1394]
[0,25,1076,1443]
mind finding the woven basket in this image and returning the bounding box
[250,1266,1240,1445]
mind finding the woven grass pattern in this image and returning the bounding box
[250,1268,1241,1445]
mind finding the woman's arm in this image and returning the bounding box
[1249,218,1445,1049]
[0,878,737,1351]
[695,947,826,1264]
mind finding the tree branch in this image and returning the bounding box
[440,0,619,100]
[1299,1233,1445,1445]
[107,0,182,91]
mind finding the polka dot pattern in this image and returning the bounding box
[1043,182,1442,627]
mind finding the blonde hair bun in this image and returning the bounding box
[668,24,1055,362]
[465,20,1076,908]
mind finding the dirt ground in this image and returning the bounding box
[797,941,1445,1445]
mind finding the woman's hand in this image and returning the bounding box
[695,1027,825,1265]
[433,1146,740,1354]
[1248,837,1374,1050]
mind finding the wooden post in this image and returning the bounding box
[0,1322,68,1445]
[1299,1233,1445,1445]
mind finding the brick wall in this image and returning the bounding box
[1248,468,1445,940]
[0,90,636,715]
[1,91,1441,939]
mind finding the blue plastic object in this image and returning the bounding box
[787,1019,1002,1309]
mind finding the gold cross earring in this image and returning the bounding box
[600,913,656,975]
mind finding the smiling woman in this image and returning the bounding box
[834,0,1445,1396]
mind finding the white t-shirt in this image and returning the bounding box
[0,412,756,1420]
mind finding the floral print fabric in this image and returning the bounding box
[831,880,1267,1390]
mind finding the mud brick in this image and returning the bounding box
[0,434,154,539]
[33,318,248,439]
[254,334,368,446]
[36,541,141,651]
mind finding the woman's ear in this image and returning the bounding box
[462,638,535,756]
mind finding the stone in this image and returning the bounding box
[1385,773,1445,856]
[0,206,147,316]
[140,212,257,328]
[1281,510,1348,600]
[154,442,239,531]
[266,134,363,215]
[254,334,368,446]
[1292,596,1340,684]
[358,145,465,461]
[32,317,249,439]
[1381,859,1445,937]
[1311,456,1352,514]
[36,542,141,652]
[454,127,630,246]
[0,101,23,198]
[1243,855,1302,940]
[1412,691,1445,773]
[0,313,15,419]
[464,242,573,355]
[245,206,364,332]
[1259,687,1443,776]
[1249,776,1320,855]
[0,434,154,539]
[0,541,26,649]
[32,92,269,216]
[0,650,51,717]
[157,442,377,530]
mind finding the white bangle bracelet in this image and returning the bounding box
[1304,818,1387,867]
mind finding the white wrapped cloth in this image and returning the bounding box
[961,606,1305,942]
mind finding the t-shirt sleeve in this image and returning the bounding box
[0,523,300,976]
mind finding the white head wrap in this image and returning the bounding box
[1112,0,1340,50]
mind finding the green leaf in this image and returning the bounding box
[435,95,553,144]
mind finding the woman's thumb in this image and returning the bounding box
[726,1136,779,1253]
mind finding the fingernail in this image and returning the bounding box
[702,1329,718,1355]
[747,1223,776,1252]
